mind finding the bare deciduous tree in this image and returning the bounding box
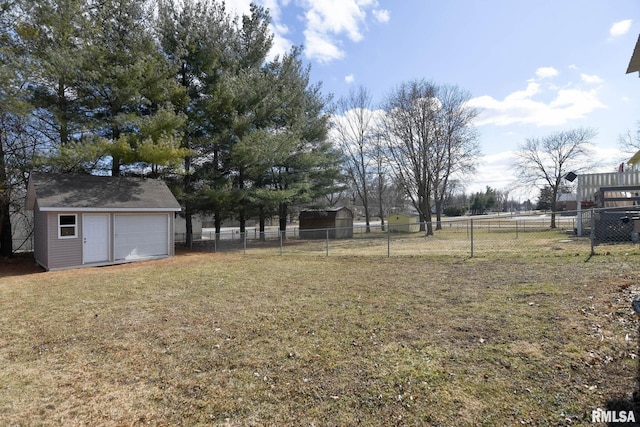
[382,80,439,235]
[1,0,39,256]
[618,121,640,160]
[370,133,390,231]
[430,84,480,230]
[333,86,377,232]
[381,80,480,235]
[514,127,597,228]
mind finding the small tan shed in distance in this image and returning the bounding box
[26,173,181,271]
[388,213,420,233]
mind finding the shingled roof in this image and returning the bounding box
[627,34,640,75]
[26,173,181,211]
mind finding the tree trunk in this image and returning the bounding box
[239,210,246,235]
[550,189,558,228]
[0,134,12,257]
[420,197,434,236]
[361,179,371,233]
[111,156,120,176]
[111,117,121,176]
[425,212,434,235]
[434,199,443,230]
[182,160,193,247]
[214,211,222,244]
[259,207,266,241]
[58,80,69,146]
[0,201,11,257]
[279,202,287,239]
[363,204,370,233]
[184,206,193,247]
[378,177,385,232]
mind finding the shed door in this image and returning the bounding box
[114,214,169,261]
[83,214,110,264]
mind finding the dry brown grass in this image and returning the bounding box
[231,224,595,258]
[1,249,640,426]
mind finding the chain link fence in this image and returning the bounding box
[11,235,34,253]
[591,206,640,246]
[176,207,640,258]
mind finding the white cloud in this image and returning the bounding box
[345,74,355,83]
[609,19,632,38]
[580,73,603,84]
[224,0,253,16]
[300,0,389,63]
[303,29,345,62]
[590,146,630,168]
[222,0,388,63]
[305,1,367,43]
[468,73,607,127]
[372,9,390,23]
[268,29,294,61]
[535,67,559,79]
[302,0,366,63]
[226,0,289,21]
[508,82,541,100]
[468,147,628,200]
[222,0,294,61]
[464,151,520,195]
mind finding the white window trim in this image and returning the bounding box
[58,214,78,239]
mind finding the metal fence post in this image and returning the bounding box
[279,230,283,256]
[590,208,595,256]
[326,228,329,256]
[387,225,391,257]
[243,231,247,254]
[470,218,474,258]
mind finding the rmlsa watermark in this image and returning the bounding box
[592,408,636,423]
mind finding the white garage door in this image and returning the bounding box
[114,214,169,261]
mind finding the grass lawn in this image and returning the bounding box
[1,250,640,426]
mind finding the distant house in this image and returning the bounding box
[26,173,181,271]
[628,149,640,172]
[556,193,577,213]
[299,207,353,239]
[387,213,420,233]
[575,168,640,236]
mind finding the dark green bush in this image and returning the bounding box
[444,206,466,217]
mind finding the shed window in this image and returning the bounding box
[58,214,77,238]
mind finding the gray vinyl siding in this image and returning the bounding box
[169,215,175,256]
[33,204,49,269]
[47,212,82,270]
[33,209,176,271]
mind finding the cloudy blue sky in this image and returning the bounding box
[226,0,639,199]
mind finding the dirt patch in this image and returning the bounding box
[0,249,227,279]
[0,253,43,278]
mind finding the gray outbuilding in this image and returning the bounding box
[26,173,181,271]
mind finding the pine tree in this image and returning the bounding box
[83,0,186,176]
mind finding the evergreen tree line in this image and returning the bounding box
[0,0,342,254]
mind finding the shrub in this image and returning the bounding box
[444,206,466,217]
